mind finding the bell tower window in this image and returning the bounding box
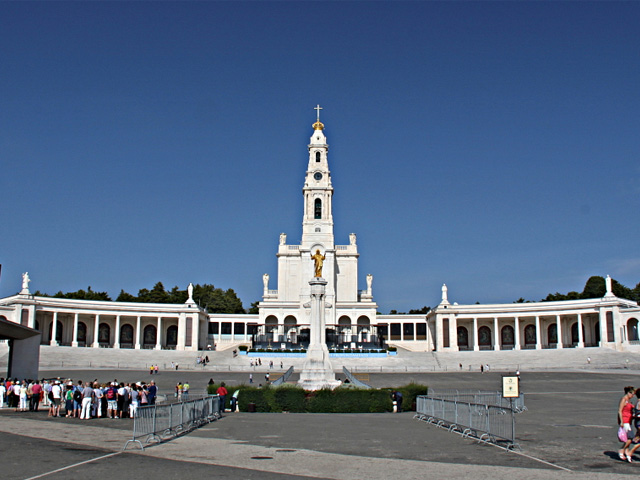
[316,151,321,162]
[314,198,322,219]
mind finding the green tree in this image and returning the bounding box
[581,276,605,299]
[137,282,170,303]
[248,301,260,314]
[54,286,111,301]
[408,306,430,314]
[116,290,137,302]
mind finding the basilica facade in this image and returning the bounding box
[1,111,639,354]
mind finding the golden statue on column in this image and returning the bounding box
[311,249,325,278]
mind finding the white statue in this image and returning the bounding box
[442,284,448,303]
[187,283,194,302]
[279,233,287,245]
[366,273,373,294]
[605,275,613,296]
[263,273,269,291]
[349,233,356,245]
[21,272,30,293]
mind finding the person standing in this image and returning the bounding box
[80,381,94,420]
[147,380,157,405]
[30,380,42,412]
[216,382,228,416]
[182,381,190,400]
[51,381,63,417]
[618,386,636,461]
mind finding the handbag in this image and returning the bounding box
[619,426,628,442]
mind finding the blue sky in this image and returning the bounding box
[1,2,639,312]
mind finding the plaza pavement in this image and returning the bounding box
[3,369,640,479]
[3,345,640,478]
[4,342,640,374]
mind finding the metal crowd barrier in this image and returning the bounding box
[428,389,527,412]
[414,396,518,449]
[272,366,294,386]
[342,366,372,388]
[123,395,221,450]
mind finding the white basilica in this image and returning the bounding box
[1,109,640,354]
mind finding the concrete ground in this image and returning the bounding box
[2,369,640,479]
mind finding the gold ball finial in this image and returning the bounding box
[312,120,325,131]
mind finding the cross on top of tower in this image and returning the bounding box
[312,104,325,131]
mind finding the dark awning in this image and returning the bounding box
[0,316,40,340]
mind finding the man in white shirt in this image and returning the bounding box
[51,381,63,417]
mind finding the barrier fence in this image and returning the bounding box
[414,396,518,449]
[123,395,221,450]
[428,389,527,412]
[272,366,294,386]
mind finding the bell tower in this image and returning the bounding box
[301,105,334,249]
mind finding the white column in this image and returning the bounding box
[113,315,121,348]
[577,314,584,348]
[135,316,141,349]
[92,314,100,348]
[535,315,542,349]
[556,315,563,349]
[435,316,443,350]
[177,313,186,350]
[514,317,521,350]
[493,318,499,351]
[50,312,59,346]
[450,317,458,351]
[72,313,79,347]
[192,315,200,351]
[28,305,37,329]
[473,318,479,351]
[156,317,162,350]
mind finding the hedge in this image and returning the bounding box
[229,383,428,413]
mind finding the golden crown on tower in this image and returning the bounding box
[312,120,325,130]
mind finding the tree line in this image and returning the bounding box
[515,275,640,303]
[34,282,248,314]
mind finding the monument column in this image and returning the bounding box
[535,316,542,349]
[514,317,521,350]
[493,318,499,351]
[298,277,341,390]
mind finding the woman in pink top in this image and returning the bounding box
[618,386,635,462]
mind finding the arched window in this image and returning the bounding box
[548,324,557,345]
[77,322,87,343]
[98,323,110,344]
[315,151,321,162]
[501,325,514,347]
[314,198,322,219]
[166,325,178,346]
[457,326,469,348]
[143,325,157,346]
[524,324,536,345]
[627,318,639,342]
[120,324,134,344]
[478,326,492,346]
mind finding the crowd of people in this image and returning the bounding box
[0,377,158,419]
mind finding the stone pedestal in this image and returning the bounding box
[298,278,341,391]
